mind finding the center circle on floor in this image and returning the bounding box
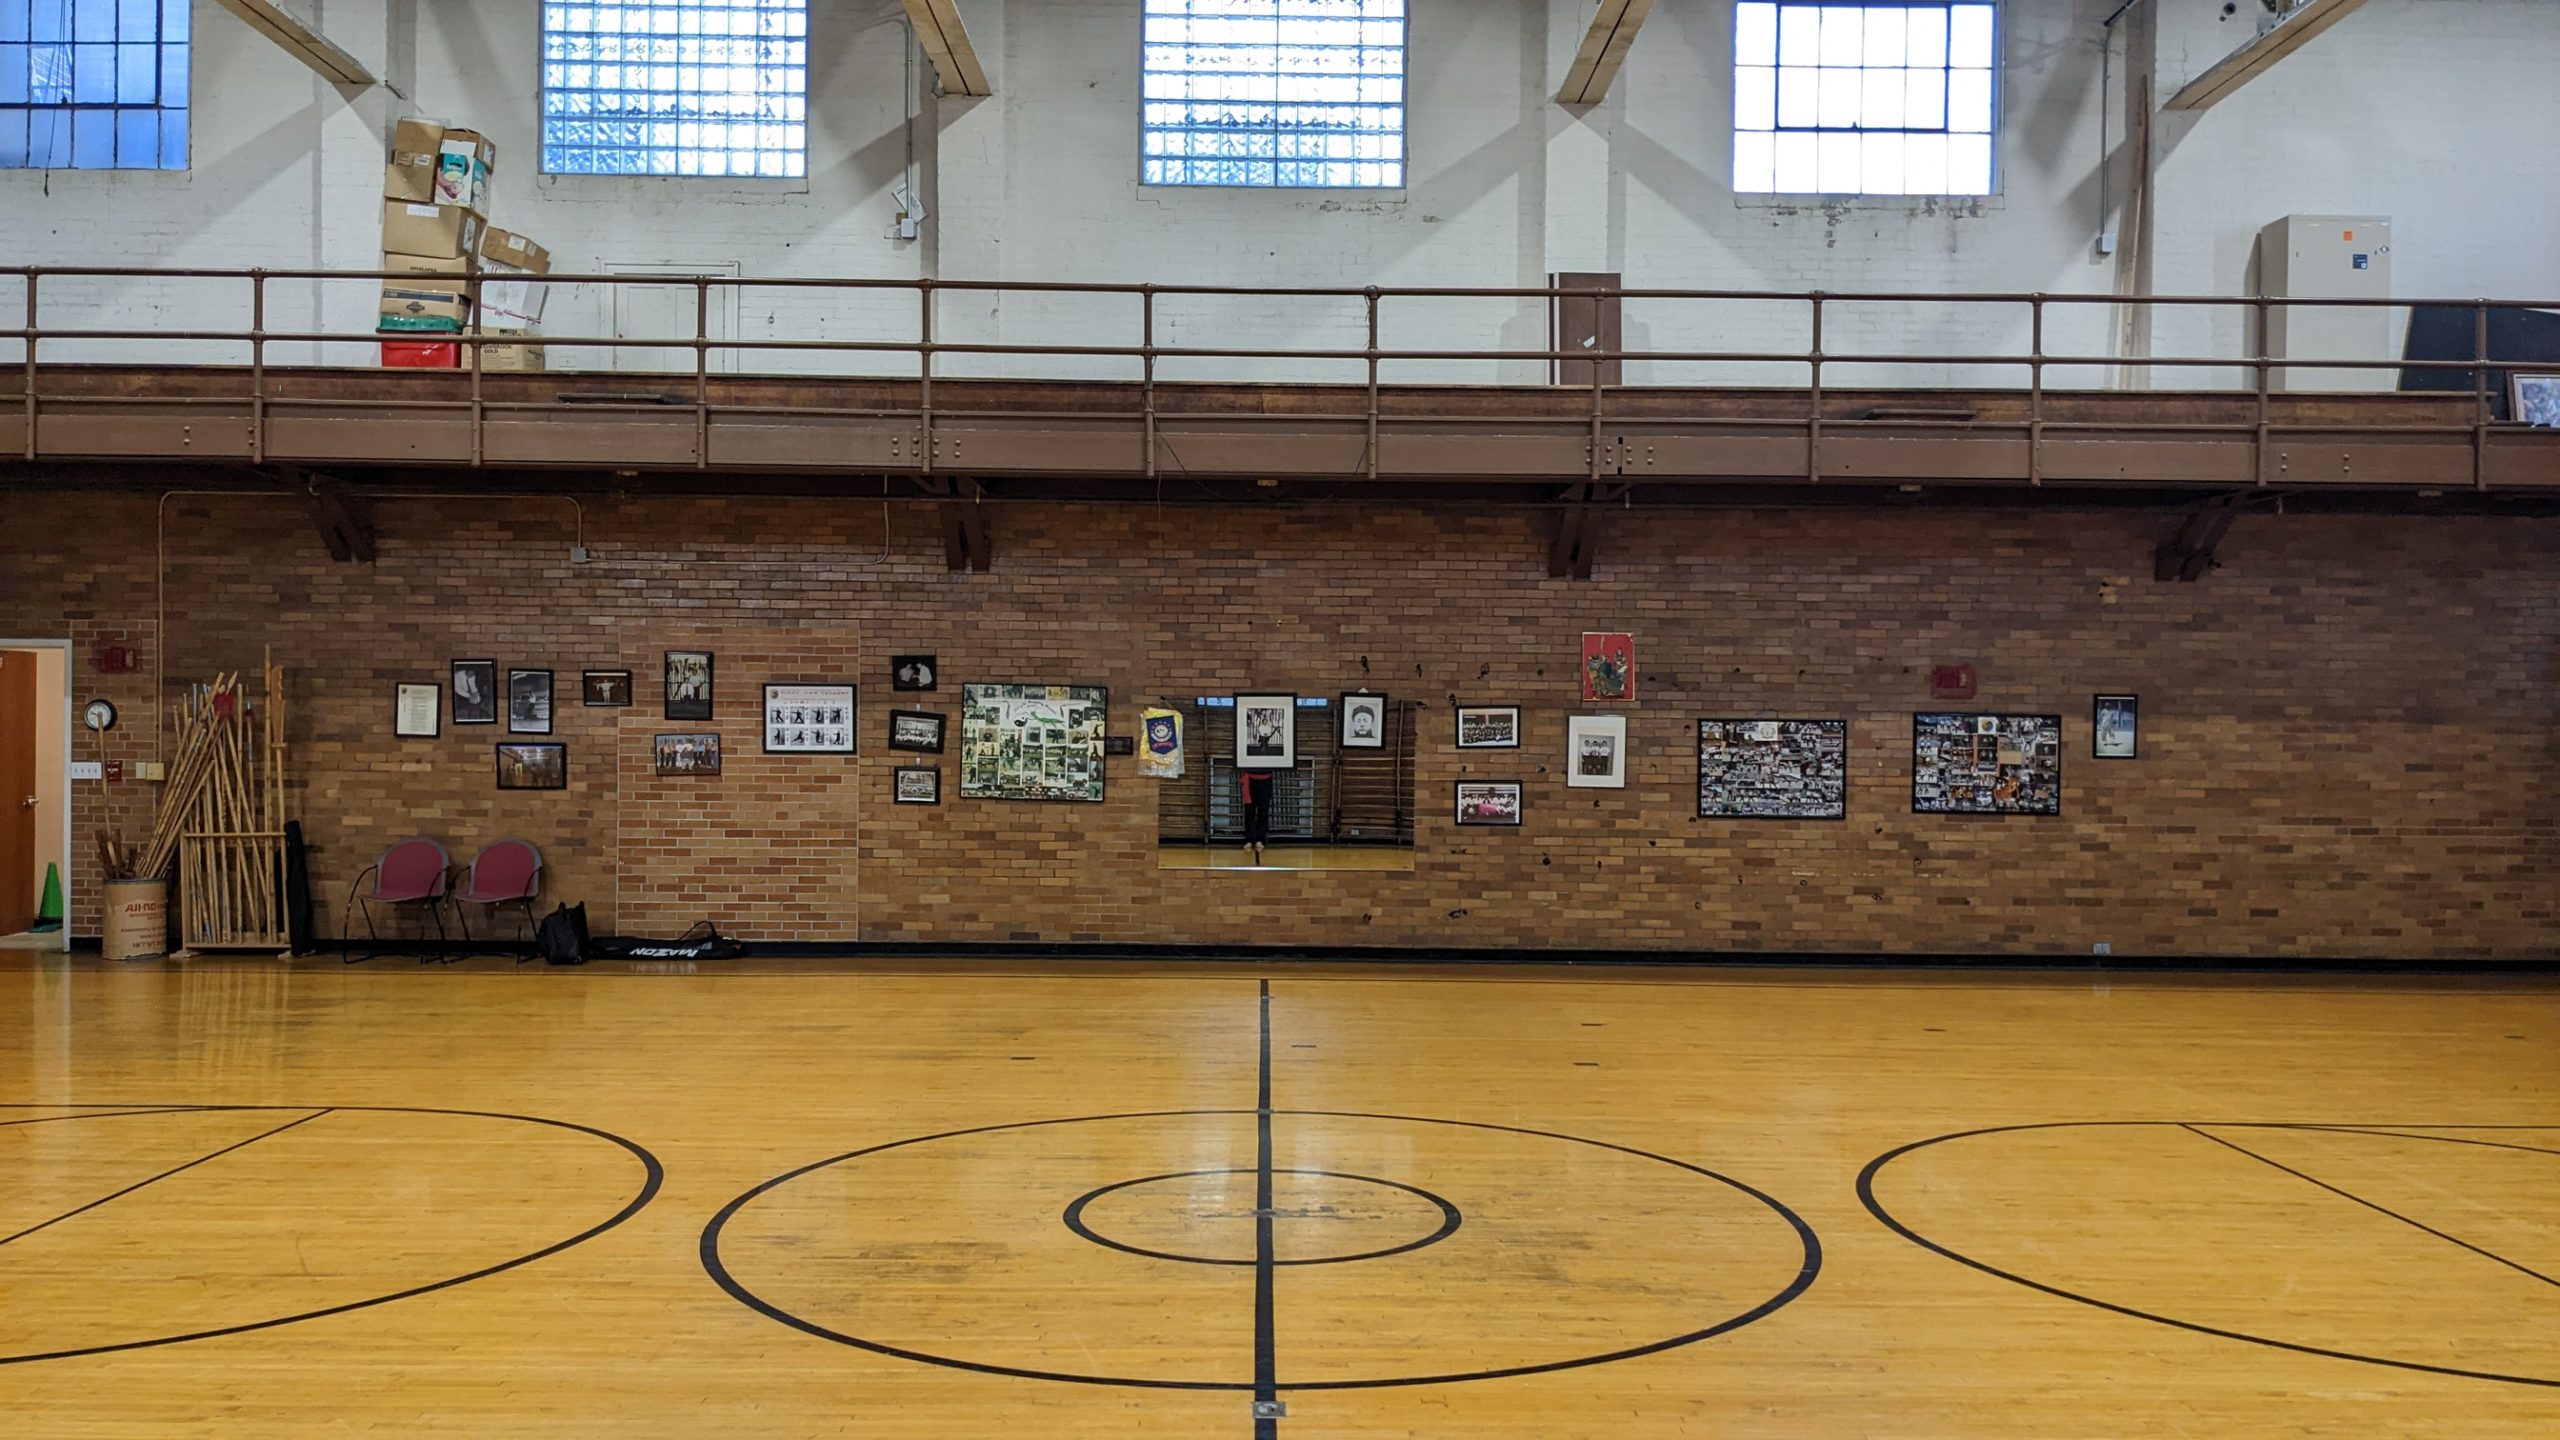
[1062,1167,1462,1266]
[702,1108,1820,1390]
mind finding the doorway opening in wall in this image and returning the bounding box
[0,642,73,951]
[1157,696,1417,873]
[602,261,743,375]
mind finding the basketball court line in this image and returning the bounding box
[1253,979,1279,1437]
[1859,1120,2560,1389]
[0,1108,333,1248]
[2180,1124,2560,1290]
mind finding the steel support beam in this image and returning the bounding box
[211,0,377,87]
[2165,0,2370,113]
[1557,0,1655,106]
[1547,481,1624,579]
[920,476,993,571]
[294,474,378,563]
[904,0,992,98]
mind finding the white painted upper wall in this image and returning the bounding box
[1,0,2553,385]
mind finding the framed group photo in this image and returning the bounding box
[1566,714,1627,789]
[665,650,714,721]
[496,742,567,791]
[654,732,722,777]
[1454,780,1524,826]
[1456,704,1520,749]
[894,766,942,804]
[888,709,946,754]
[1235,693,1297,770]
[765,683,856,755]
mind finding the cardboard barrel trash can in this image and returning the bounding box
[103,878,170,960]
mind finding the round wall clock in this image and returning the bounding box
[84,699,118,732]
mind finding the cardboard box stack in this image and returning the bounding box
[378,118,551,370]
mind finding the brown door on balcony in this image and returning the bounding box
[1550,271,1623,387]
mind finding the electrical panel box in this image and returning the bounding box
[2257,215,2393,392]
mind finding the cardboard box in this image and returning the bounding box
[379,285,471,333]
[380,339,460,369]
[382,250,468,278]
[477,226,552,275]
[480,277,549,329]
[381,200,480,260]
[475,340,547,373]
[386,117,443,202]
[434,129,497,215]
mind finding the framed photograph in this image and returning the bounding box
[1581,632,1635,701]
[1454,780,1524,826]
[507,668,554,735]
[764,683,857,755]
[894,766,941,804]
[1456,704,1521,749]
[1698,719,1849,820]
[2093,694,2139,759]
[1339,692,1387,750]
[1912,713,2064,816]
[1566,714,1627,789]
[583,669,633,707]
[664,650,714,721]
[395,683,440,739]
[2511,372,2560,428]
[495,742,566,791]
[654,732,721,776]
[960,683,1109,802]
[891,654,939,692]
[1235,693,1297,770]
[888,709,946,754]
[450,659,497,726]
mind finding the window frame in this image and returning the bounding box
[1728,0,2004,204]
[535,0,812,182]
[0,0,191,172]
[1135,0,1412,193]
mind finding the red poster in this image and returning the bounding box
[1581,632,1634,701]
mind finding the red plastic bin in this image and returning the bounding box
[379,339,460,368]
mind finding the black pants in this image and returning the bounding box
[1242,790,1272,846]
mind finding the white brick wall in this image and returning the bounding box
[2,0,2553,385]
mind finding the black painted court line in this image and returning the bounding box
[1254,978,1279,1439]
[0,1108,334,1248]
[2181,1124,2560,1289]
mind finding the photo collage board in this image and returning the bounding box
[1912,713,2064,815]
[1697,719,1847,819]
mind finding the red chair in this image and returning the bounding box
[341,836,452,964]
[454,839,544,961]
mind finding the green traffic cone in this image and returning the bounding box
[30,862,63,933]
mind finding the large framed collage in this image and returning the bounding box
[1696,719,1848,820]
[1911,713,2063,816]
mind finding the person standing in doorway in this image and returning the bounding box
[1239,767,1275,865]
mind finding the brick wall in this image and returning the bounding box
[1,486,2551,959]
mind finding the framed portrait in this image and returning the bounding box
[764,683,857,755]
[664,650,714,721]
[495,742,566,791]
[395,683,440,739]
[2093,695,2139,759]
[891,654,939,692]
[450,659,497,726]
[1566,714,1627,789]
[583,669,633,707]
[1454,780,1523,826]
[654,732,721,777]
[888,709,946,754]
[1581,632,1635,701]
[1456,704,1521,749]
[1913,713,2064,816]
[894,766,942,804]
[1697,719,1849,820]
[507,668,554,735]
[1339,692,1387,750]
[2510,372,2560,428]
[1235,693,1297,770]
[960,683,1109,802]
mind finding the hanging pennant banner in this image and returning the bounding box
[1139,707,1185,779]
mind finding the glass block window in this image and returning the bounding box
[541,0,808,178]
[0,0,190,170]
[1142,0,1405,189]
[1732,2,1997,197]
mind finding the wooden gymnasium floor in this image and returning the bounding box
[2,956,2556,1437]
